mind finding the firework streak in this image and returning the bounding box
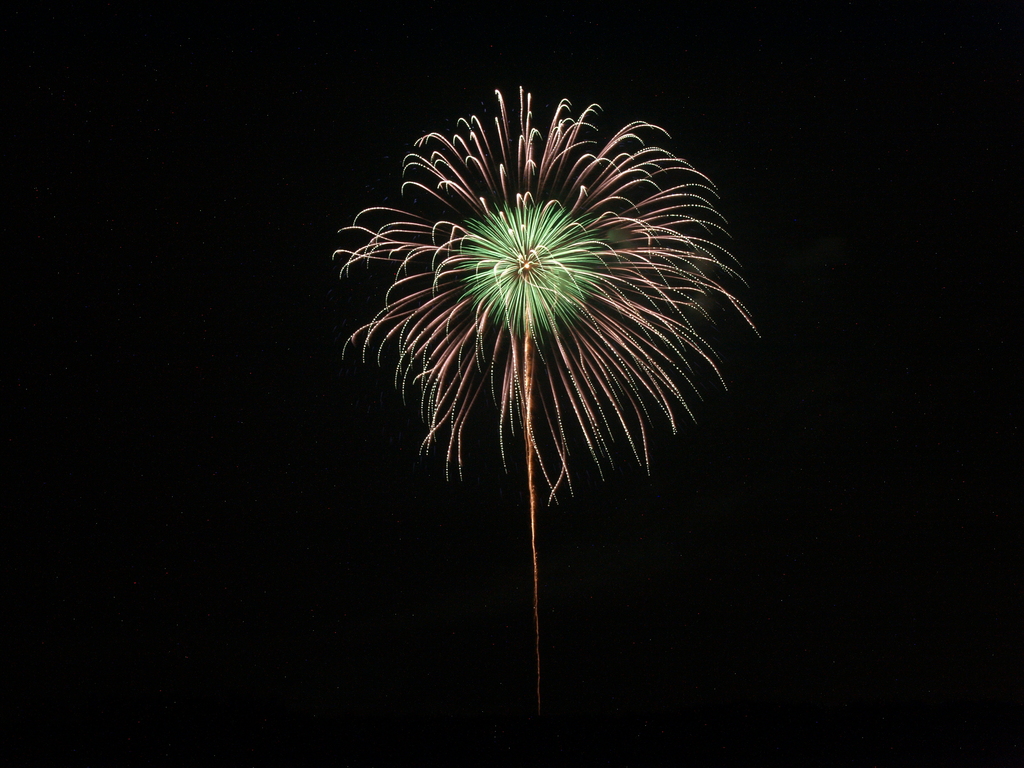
[337,88,752,714]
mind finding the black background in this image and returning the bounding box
[6,3,1022,763]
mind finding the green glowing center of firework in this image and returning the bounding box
[461,203,606,340]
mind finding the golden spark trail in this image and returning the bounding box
[522,321,541,716]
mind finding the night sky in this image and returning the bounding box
[7,3,1022,762]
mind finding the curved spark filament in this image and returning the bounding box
[338,89,751,498]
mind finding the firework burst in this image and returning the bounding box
[336,88,752,713]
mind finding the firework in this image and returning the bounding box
[336,88,752,713]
